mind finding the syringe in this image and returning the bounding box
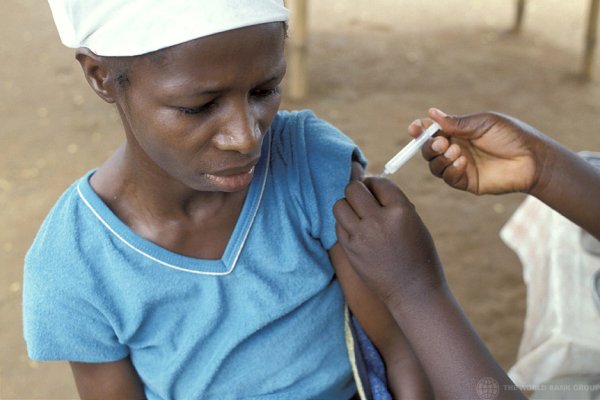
[380,122,441,176]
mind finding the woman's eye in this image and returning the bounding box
[178,101,216,115]
[251,87,280,98]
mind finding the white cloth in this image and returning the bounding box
[501,196,600,388]
[48,0,289,56]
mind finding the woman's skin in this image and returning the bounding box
[80,23,287,261]
[71,22,431,399]
[411,108,600,239]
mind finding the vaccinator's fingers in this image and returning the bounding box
[408,118,436,139]
[428,107,495,140]
[421,136,450,161]
[428,157,448,178]
[333,199,361,231]
[441,156,469,190]
[335,221,351,247]
[342,180,381,219]
[427,142,463,177]
[362,177,411,208]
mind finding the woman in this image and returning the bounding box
[23,1,430,398]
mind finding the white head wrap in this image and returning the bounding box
[48,0,289,56]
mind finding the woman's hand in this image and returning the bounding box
[412,108,549,195]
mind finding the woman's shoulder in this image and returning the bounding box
[25,171,100,273]
[265,110,366,248]
[273,108,317,124]
[273,109,336,136]
[271,109,356,158]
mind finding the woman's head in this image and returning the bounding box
[78,22,286,193]
[82,21,289,94]
[48,0,288,56]
[49,1,289,193]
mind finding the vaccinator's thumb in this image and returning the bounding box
[428,108,492,140]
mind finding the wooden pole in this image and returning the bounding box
[582,0,600,80]
[287,0,309,100]
[512,0,526,34]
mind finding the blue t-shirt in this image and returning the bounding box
[23,110,366,399]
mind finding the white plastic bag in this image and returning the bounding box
[501,195,600,388]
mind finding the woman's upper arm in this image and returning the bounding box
[329,243,402,354]
[330,162,433,397]
[70,357,145,400]
[332,161,401,350]
[329,243,433,398]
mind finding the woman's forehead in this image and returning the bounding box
[129,23,286,93]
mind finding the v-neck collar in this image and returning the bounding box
[76,131,271,276]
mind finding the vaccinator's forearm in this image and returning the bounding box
[388,286,526,400]
[530,139,600,240]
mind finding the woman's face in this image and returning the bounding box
[114,22,286,193]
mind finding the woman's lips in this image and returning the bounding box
[204,166,255,190]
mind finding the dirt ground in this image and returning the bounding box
[2,0,600,398]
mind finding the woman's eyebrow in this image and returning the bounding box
[161,82,225,100]
[255,73,283,86]
[164,63,286,99]
[255,64,287,86]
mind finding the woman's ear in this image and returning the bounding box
[75,48,119,103]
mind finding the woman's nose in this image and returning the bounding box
[213,102,262,154]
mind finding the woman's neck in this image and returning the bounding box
[89,144,249,258]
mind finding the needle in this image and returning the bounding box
[380,122,441,176]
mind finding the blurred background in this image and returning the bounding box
[2,0,600,397]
